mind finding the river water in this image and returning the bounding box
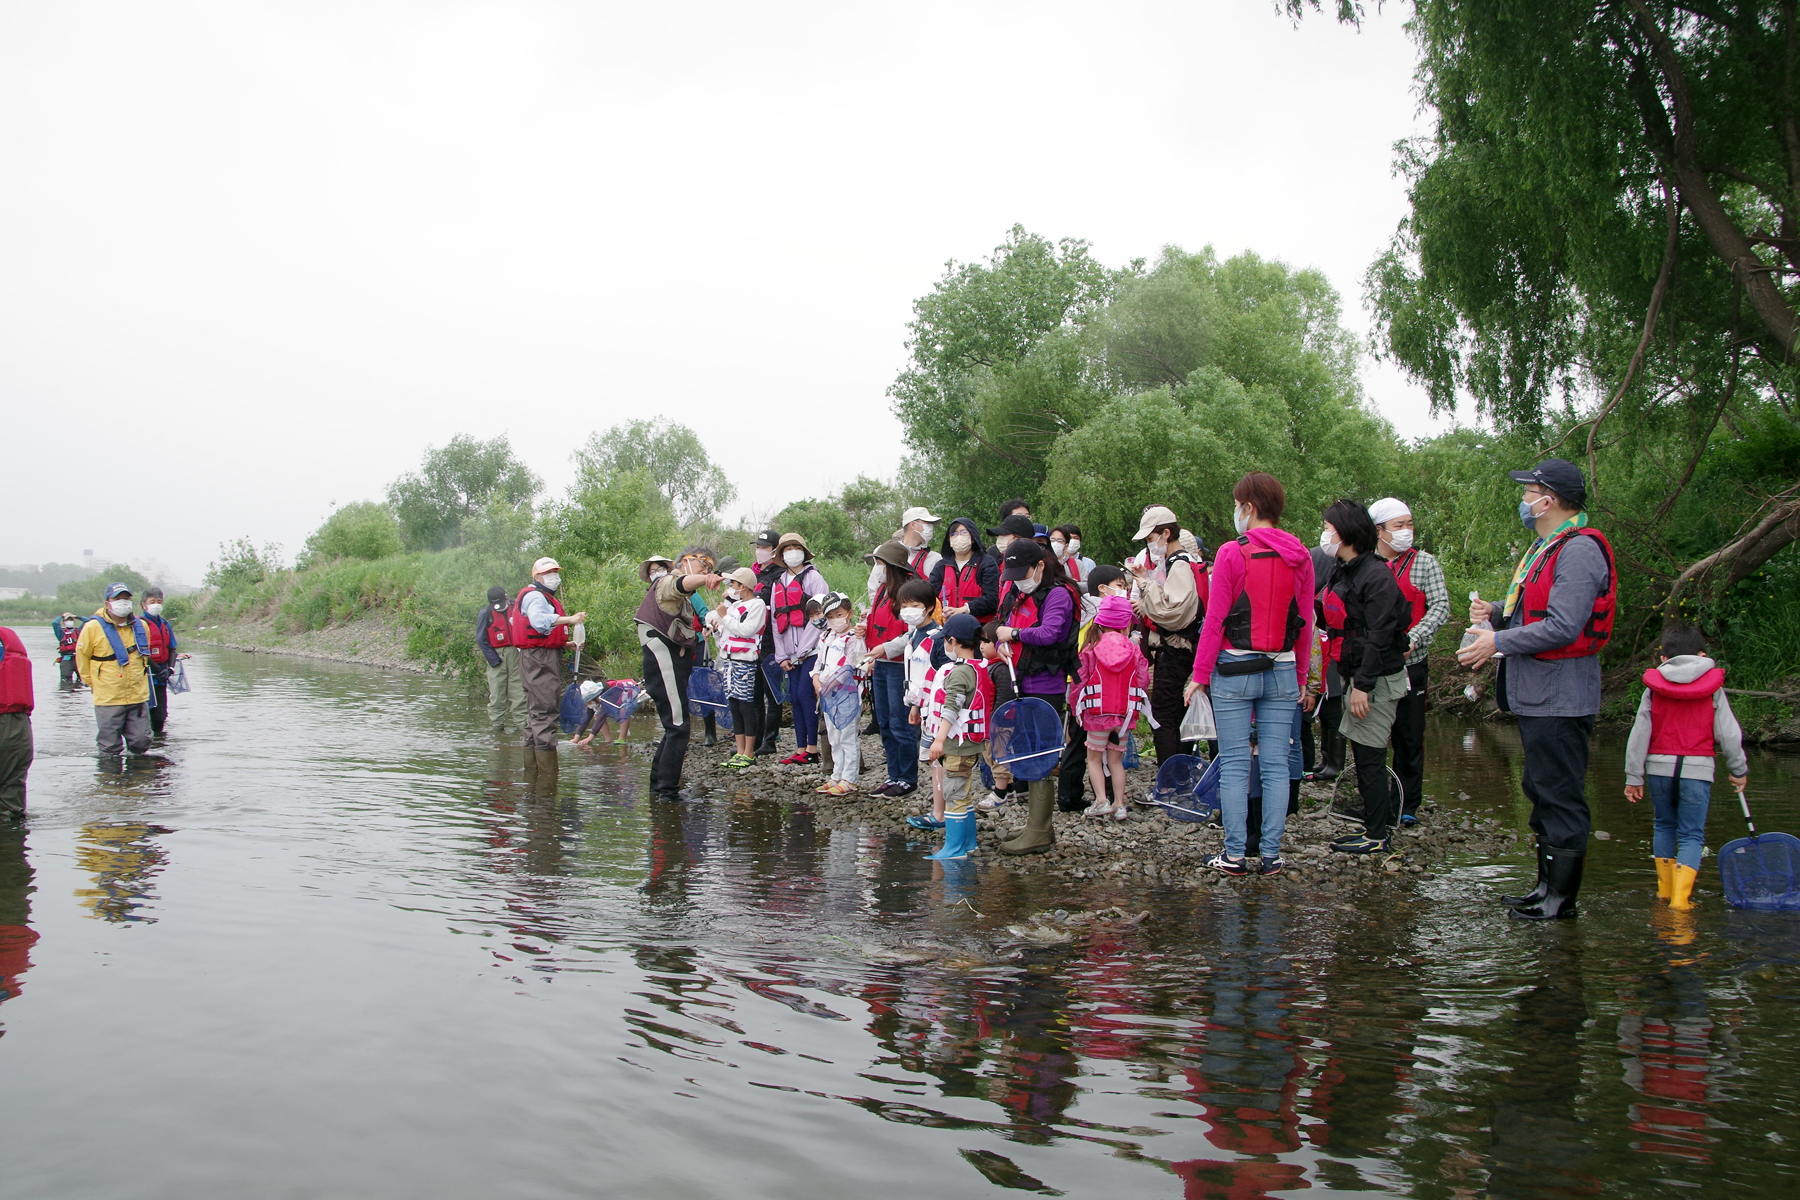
[2,631,1797,1199]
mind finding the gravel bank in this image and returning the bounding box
[185,616,427,673]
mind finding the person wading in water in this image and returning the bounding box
[637,547,723,802]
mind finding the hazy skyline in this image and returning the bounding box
[2,2,1443,583]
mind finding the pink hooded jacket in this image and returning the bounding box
[1070,629,1151,733]
[1190,526,1315,690]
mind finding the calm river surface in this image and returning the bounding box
[2,630,1798,1199]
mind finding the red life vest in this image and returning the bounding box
[1519,527,1617,660]
[486,604,512,648]
[927,659,994,744]
[1644,667,1726,758]
[0,627,32,714]
[939,559,983,610]
[906,545,933,576]
[1318,588,1347,664]
[142,616,173,664]
[511,584,569,649]
[57,624,81,654]
[1387,549,1427,631]
[864,586,910,658]
[771,565,816,632]
[1223,537,1304,653]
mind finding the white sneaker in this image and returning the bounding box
[976,791,1010,811]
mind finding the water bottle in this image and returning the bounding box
[1459,590,1490,651]
[573,622,586,646]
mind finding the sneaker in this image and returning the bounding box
[826,780,856,796]
[891,782,918,797]
[814,781,836,793]
[1329,829,1367,847]
[1330,834,1390,855]
[1260,856,1285,876]
[872,780,899,796]
[803,752,821,765]
[906,814,945,829]
[1207,853,1249,876]
[722,753,751,769]
[977,792,1010,811]
[1400,813,1419,826]
[779,751,810,765]
[1329,807,1367,824]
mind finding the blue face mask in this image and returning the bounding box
[1519,496,1544,530]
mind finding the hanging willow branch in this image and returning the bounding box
[1585,187,1682,492]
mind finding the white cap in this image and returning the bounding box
[532,556,561,575]
[1133,505,1178,540]
[1368,497,1412,526]
[579,680,602,701]
[899,506,942,526]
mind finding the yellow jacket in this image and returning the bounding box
[76,608,151,706]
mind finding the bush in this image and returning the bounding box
[297,502,403,569]
[56,566,152,610]
[204,537,284,592]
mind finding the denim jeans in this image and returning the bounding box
[1649,773,1712,870]
[871,661,917,786]
[786,655,819,750]
[1212,653,1300,858]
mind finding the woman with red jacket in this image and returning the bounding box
[859,541,925,796]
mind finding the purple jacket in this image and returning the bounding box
[1013,583,1076,697]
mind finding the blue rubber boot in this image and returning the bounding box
[926,812,977,860]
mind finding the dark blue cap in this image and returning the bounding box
[942,613,983,645]
[103,582,134,600]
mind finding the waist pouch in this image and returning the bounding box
[1216,655,1275,677]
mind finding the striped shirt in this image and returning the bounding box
[1403,548,1450,667]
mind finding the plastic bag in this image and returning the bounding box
[166,661,191,694]
[1179,689,1216,741]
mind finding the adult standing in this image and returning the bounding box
[1317,501,1413,856]
[993,540,1080,854]
[635,547,723,802]
[52,613,83,686]
[1049,525,1089,584]
[1186,473,1315,874]
[770,533,828,765]
[1368,498,1450,824]
[896,507,944,578]
[139,587,187,735]
[511,557,586,758]
[1305,543,1347,782]
[861,541,923,795]
[1458,458,1615,920]
[477,585,527,734]
[929,519,998,620]
[0,624,31,819]
[75,583,154,758]
[1129,505,1208,765]
[750,530,786,755]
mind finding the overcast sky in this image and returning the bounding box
[0,1,1441,584]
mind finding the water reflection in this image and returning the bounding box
[0,830,35,1011]
[73,822,171,924]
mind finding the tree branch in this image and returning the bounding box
[1654,286,1744,521]
[1664,490,1800,610]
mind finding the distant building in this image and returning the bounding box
[0,588,26,601]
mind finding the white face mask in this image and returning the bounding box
[1050,540,1067,558]
[1386,527,1415,552]
[1015,576,1039,595]
[828,615,849,632]
[754,547,774,564]
[783,548,805,569]
[144,603,164,617]
[1319,528,1340,555]
[900,605,927,627]
[109,599,132,617]
[648,567,668,582]
[1067,539,1080,556]
[994,535,1013,554]
[949,531,972,554]
[1148,538,1167,562]
[1233,504,1251,536]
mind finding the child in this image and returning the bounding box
[571,679,641,746]
[922,614,994,859]
[1070,593,1150,821]
[809,592,866,796]
[975,619,1020,811]
[1625,622,1749,911]
[892,579,950,827]
[710,567,767,769]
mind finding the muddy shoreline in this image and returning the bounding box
[185,616,429,673]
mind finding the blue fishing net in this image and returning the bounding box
[687,667,732,731]
[988,697,1063,782]
[600,683,643,723]
[1151,754,1207,823]
[761,657,789,704]
[558,682,587,735]
[1719,831,1800,912]
[818,672,861,727]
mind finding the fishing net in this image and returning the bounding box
[687,666,732,731]
[818,671,862,727]
[1719,832,1800,912]
[988,697,1064,782]
[600,683,644,723]
[558,682,587,735]
[761,657,789,704]
[1150,754,1208,823]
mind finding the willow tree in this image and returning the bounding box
[1300,0,1800,624]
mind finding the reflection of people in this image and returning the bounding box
[74,822,170,923]
[1486,938,1598,1193]
[0,829,35,1007]
[0,625,33,820]
[636,546,722,803]
[75,583,154,757]
[1458,457,1616,920]
[512,557,587,757]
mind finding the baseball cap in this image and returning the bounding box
[753,529,780,548]
[1133,505,1179,540]
[1000,539,1049,581]
[103,582,134,600]
[986,513,1036,540]
[1507,458,1587,507]
[899,506,942,527]
[532,556,561,575]
[942,612,983,644]
[487,585,508,605]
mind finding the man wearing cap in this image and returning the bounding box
[75,583,155,757]
[897,507,943,578]
[636,546,724,801]
[1458,458,1617,920]
[513,558,587,757]
[1369,498,1449,824]
[1129,505,1209,765]
[477,584,527,734]
[986,513,1036,559]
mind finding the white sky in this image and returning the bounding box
[0,1,1442,584]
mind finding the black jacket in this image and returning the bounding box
[928,550,999,620]
[753,559,785,657]
[1321,551,1410,692]
[475,606,504,669]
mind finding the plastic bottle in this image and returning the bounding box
[572,621,586,646]
[1459,591,1490,651]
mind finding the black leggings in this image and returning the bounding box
[728,696,762,745]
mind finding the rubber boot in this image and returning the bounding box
[999,779,1056,855]
[1306,698,1344,782]
[1287,777,1301,816]
[1668,862,1698,911]
[1501,841,1550,907]
[1510,843,1584,920]
[926,811,978,860]
[1654,857,1675,902]
[703,713,718,748]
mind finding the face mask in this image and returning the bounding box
[109,599,132,617]
[724,588,741,603]
[1149,539,1167,562]
[541,572,561,591]
[1050,540,1067,558]
[828,615,849,632]
[1233,505,1251,536]
[783,548,805,569]
[144,603,164,617]
[995,535,1013,554]
[1319,529,1340,555]
[1519,495,1548,530]
[900,605,926,627]
[1068,539,1081,556]
[949,532,972,553]
[648,568,667,582]
[1387,528,1415,552]
[754,547,773,564]
[1015,577,1039,595]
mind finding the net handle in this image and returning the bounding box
[1739,790,1758,836]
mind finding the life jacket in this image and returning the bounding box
[512,583,569,649]
[1223,536,1305,653]
[57,624,81,655]
[1318,587,1347,664]
[1519,527,1616,660]
[634,580,696,649]
[719,601,765,658]
[486,603,512,649]
[1145,553,1209,645]
[0,627,32,714]
[1387,548,1428,631]
[91,616,153,705]
[938,558,983,611]
[904,627,941,704]
[1000,581,1081,680]
[925,659,993,744]
[1644,667,1726,758]
[771,565,817,633]
[906,544,933,576]
[864,587,910,660]
[142,616,173,664]
[1071,633,1148,732]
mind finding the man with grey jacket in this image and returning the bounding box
[1458,458,1616,920]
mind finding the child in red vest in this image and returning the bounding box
[922,614,993,859]
[1071,594,1150,821]
[1624,623,1748,911]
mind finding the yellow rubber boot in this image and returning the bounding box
[1669,863,1699,911]
[1654,857,1675,902]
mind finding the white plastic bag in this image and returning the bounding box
[1180,689,1216,741]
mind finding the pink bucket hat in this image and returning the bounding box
[1094,593,1134,630]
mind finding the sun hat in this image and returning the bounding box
[775,531,811,558]
[638,554,675,583]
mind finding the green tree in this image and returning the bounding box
[387,434,541,552]
[56,565,153,610]
[537,468,677,573]
[574,419,734,526]
[297,501,403,569]
[203,538,285,591]
[771,498,859,561]
[837,475,905,548]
